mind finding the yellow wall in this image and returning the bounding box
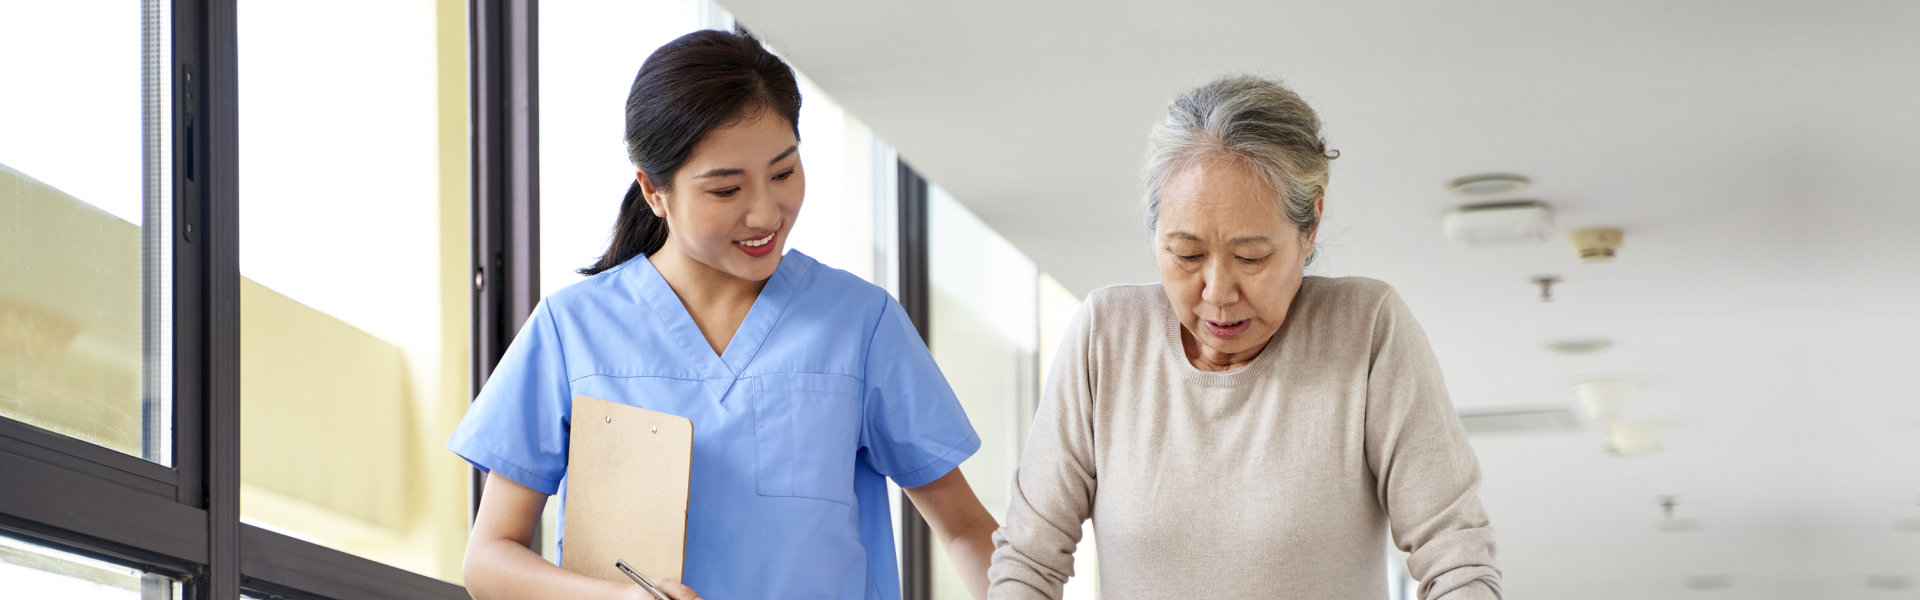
[426,0,473,581]
[0,164,142,457]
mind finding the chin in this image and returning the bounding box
[730,255,781,281]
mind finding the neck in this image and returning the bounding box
[1180,325,1270,372]
[650,244,771,311]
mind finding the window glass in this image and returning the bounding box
[0,0,173,465]
[0,533,179,600]
[236,0,472,581]
[925,184,1039,600]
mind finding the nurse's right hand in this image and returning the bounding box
[633,579,700,600]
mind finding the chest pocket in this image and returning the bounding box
[743,374,863,505]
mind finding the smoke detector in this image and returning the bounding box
[1443,201,1554,246]
[1568,227,1624,263]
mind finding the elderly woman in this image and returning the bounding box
[987,75,1502,599]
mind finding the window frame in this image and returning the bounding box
[0,1,472,598]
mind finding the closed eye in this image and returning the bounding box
[1238,256,1266,264]
[1177,254,1202,262]
[772,168,796,181]
[710,187,741,198]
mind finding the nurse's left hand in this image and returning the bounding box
[644,578,700,600]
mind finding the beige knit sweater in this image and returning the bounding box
[987,277,1501,599]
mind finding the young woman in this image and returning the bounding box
[449,30,997,600]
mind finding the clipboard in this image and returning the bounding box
[561,395,694,585]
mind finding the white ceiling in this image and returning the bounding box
[724,1,1920,598]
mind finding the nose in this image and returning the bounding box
[743,185,782,231]
[1199,258,1240,309]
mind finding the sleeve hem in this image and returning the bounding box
[890,432,983,489]
[449,443,563,495]
[1434,579,1501,600]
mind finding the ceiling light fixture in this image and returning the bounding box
[1447,173,1530,197]
[1868,575,1911,591]
[1443,201,1554,246]
[1686,575,1732,590]
[1571,379,1637,421]
[1547,338,1612,355]
[1605,419,1666,457]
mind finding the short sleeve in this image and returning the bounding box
[446,299,572,495]
[858,294,981,489]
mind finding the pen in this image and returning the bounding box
[614,559,669,600]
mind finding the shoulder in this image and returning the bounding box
[1290,277,1432,359]
[1082,283,1167,318]
[783,250,896,325]
[1069,283,1173,355]
[538,257,648,325]
[1293,276,1408,325]
[1297,275,1397,307]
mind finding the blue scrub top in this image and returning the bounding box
[448,250,979,600]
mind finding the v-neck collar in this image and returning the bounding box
[630,251,809,402]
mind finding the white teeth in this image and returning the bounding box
[738,232,773,247]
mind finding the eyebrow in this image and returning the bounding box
[1165,231,1272,244]
[692,145,800,179]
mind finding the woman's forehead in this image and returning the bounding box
[1158,195,1291,241]
[684,111,798,169]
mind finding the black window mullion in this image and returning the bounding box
[469,0,542,524]
[0,444,209,574]
[895,160,934,600]
[238,525,470,600]
[170,0,208,514]
[194,0,243,596]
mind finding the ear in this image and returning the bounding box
[637,169,668,218]
[1304,194,1325,248]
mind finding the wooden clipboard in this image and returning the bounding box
[561,395,694,585]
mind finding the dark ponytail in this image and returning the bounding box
[579,29,803,276]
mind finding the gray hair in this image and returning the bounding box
[1143,75,1337,247]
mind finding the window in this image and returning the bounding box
[925,184,1040,599]
[537,0,721,299]
[0,0,172,465]
[235,0,472,582]
[0,534,180,600]
[784,71,886,281]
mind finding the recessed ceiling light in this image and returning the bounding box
[1448,174,1530,197]
[1548,338,1612,355]
[1686,575,1731,590]
[1868,575,1911,590]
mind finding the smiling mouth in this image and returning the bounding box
[736,231,775,247]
